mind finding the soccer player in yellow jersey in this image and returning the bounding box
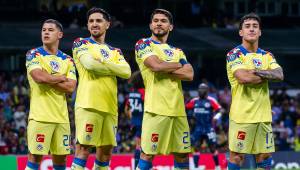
[25,19,77,170]
[71,8,131,170]
[226,13,284,170]
[135,9,194,170]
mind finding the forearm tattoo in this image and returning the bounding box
[254,68,284,81]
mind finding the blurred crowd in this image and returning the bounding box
[0,72,300,155]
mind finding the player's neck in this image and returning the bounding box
[91,35,105,44]
[151,35,168,44]
[242,41,258,53]
[43,44,58,55]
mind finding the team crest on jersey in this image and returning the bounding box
[151,143,158,151]
[36,144,43,151]
[237,141,244,150]
[164,49,174,61]
[204,102,211,108]
[36,134,45,143]
[253,58,262,69]
[100,49,109,59]
[50,61,60,72]
[86,134,92,141]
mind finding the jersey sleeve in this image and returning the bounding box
[135,39,157,62]
[66,56,77,80]
[208,96,221,112]
[185,98,195,110]
[226,51,246,73]
[178,49,187,60]
[72,38,89,60]
[25,49,42,73]
[266,52,281,70]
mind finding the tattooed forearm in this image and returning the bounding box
[254,67,284,81]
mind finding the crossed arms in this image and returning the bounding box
[30,69,76,93]
[234,67,284,85]
[144,55,194,81]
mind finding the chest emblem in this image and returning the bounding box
[50,60,60,72]
[163,49,174,61]
[100,49,109,60]
[253,58,262,69]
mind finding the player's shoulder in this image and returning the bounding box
[26,47,42,61]
[72,37,90,49]
[191,97,199,102]
[135,38,152,50]
[58,50,74,63]
[226,46,243,62]
[259,48,274,57]
[105,44,123,56]
[207,96,218,103]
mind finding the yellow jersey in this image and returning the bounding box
[26,47,77,123]
[226,45,281,123]
[135,38,187,117]
[72,37,129,115]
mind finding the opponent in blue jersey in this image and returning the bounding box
[124,71,145,169]
[186,83,222,170]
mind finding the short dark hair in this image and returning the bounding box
[87,7,111,22]
[150,9,173,24]
[43,19,63,31]
[239,12,261,30]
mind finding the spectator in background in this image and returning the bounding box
[14,104,26,129]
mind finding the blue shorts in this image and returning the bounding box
[132,125,142,138]
[191,128,217,147]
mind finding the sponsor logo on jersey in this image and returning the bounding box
[151,133,159,142]
[36,134,45,143]
[204,102,211,108]
[253,58,262,68]
[237,131,246,140]
[86,124,94,132]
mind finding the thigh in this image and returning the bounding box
[171,116,191,154]
[50,123,71,155]
[75,108,104,146]
[141,112,173,155]
[228,120,257,153]
[100,112,118,146]
[252,122,275,154]
[27,120,55,155]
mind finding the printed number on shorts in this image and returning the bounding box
[266,132,273,148]
[183,132,189,144]
[63,135,71,146]
[129,98,142,112]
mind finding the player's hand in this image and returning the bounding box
[57,75,67,82]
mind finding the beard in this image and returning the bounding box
[91,32,102,39]
[152,29,168,38]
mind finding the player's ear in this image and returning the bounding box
[239,29,243,37]
[58,31,63,39]
[169,24,174,32]
[106,21,110,30]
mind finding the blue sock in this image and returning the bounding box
[53,164,66,170]
[213,154,219,166]
[228,161,240,170]
[26,161,39,170]
[138,159,152,170]
[193,154,199,168]
[174,161,189,169]
[72,157,87,168]
[256,157,272,170]
[134,149,141,168]
[95,159,109,166]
